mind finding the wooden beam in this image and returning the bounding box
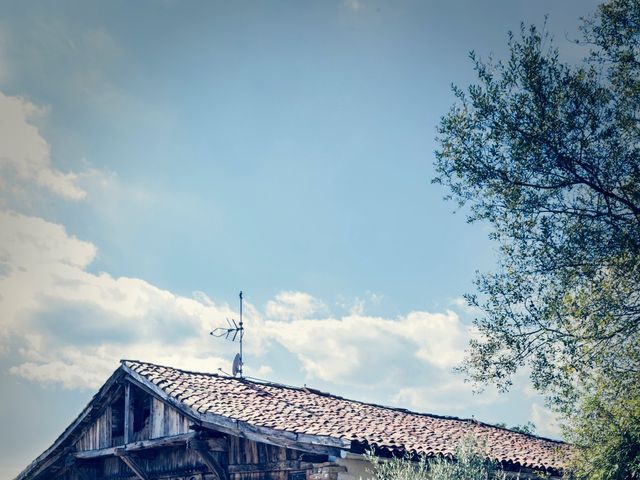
[75,431,227,459]
[115,449,149,480]
[22,446,79,480]
[188,438,228,480]
[194,420,343,456]
[124,382,132,444]
[261,434,343,457]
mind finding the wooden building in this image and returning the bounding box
[15,360,569,480]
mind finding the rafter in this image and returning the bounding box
[115,448,149,480]
[188,438,228,480]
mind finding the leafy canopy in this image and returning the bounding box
[434,0,639,410]
[565,369,640,480]
[434,0,639,477]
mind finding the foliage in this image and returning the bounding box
[434,0,639,410]
[564,368,640,479]
[433,0,640,477]
[365,436,506,480]
[427,436,507,480]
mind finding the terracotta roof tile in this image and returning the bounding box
[122,360,569,473]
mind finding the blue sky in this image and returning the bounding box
[0,1,600,478]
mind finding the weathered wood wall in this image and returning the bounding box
[75,386,190,451]
[71,383,313,480]
[228,437,309,480]
[150,397,190,438]
[71,434,312,480]
[99,446,219,478]
[76,407,112,451]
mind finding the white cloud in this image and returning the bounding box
[0,207,552,435]
[0,208,473,396]
[531,402,563,439]
[0,99,530,418]
[0,92,87,200]
[264,309,467,384]
[394,380,500,413]
[0,210,245,389]
[247,364,273,378]
[265,291,326,321]
[402,310,467,368]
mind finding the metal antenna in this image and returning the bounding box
[239,291,243,376]
[210,291,244,377]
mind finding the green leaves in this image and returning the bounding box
[565,371,640,480]
[435,0,639,400]
[365,436,505,480]
[434,0,640,478]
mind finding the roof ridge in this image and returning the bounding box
[120,359,566,445]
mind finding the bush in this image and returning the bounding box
[365,436,507,480]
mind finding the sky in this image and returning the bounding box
[0,1,602,478]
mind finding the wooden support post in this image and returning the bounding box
[115,448,149,480]
[189,438,228,480]
[124,382,132,444]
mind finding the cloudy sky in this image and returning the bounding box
[0,1,600,478]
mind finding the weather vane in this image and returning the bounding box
[210,291,244,377]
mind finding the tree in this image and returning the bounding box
[433,0,639,477]
[565,369,640,479]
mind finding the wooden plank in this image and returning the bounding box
[197,419,342,456]
[151,397,164,438]
[190,441,228,480]
[165,403,183,436]
[115,449,149,480]
[106,405,113,448]
[95,408,111,449]
[278,445,287,462]
[229,435,238,464]
[296,434,349,449]
[74,432,223,459]
[124,382,132,444]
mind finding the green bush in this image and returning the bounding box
[365,436,507,480]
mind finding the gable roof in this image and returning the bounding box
[15,359,570,480]
[122,360,569,473]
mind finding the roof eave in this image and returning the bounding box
[13,367,126,480]
[121,361,351,457]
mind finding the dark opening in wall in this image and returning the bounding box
[132,389,151,436]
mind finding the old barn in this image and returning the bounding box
[15,360,569,480]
